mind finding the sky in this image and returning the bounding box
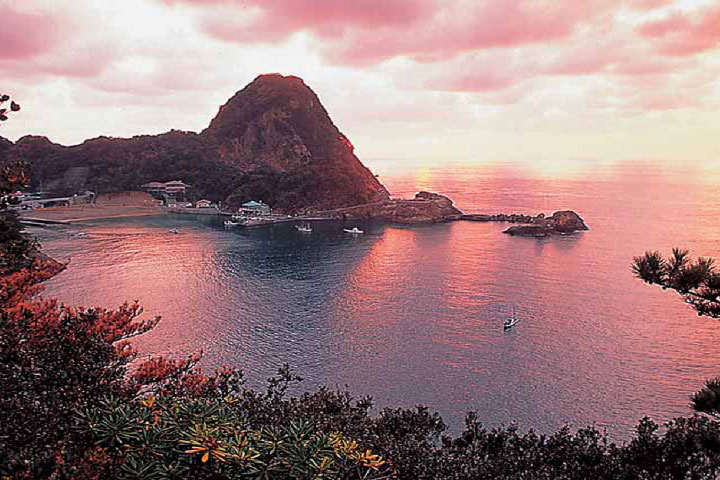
[1,0,719,168]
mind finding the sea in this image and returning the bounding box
[34,159,720,440]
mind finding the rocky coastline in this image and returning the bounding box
[315,191,462,224]
[1,72,589,238]
[463,210,589,237]
[316,191,588,235]
[500,210,589,237]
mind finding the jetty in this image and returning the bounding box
[20,218,71,227]
[461,213,539,224]
[224,215,335,228]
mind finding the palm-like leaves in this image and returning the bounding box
[81,395,393,479]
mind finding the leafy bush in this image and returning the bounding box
[78,395,391,479]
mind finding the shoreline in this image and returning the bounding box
[17,191,587,235]
[20,206,165,224]
[18,191,165,224]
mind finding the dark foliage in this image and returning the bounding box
[692,378,720,418]
[0,93,20,123]
[0,158,41,274]
[76,382,720,480]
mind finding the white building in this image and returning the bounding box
[238,200,271,216]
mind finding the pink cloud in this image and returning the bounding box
[636,95,690,110]
[0,6,63,59]
[0,3,121,82]
[398,23,689,96]
[426,72,517,93]
[637,5,720,56]
[169,0,436,45]
[637,14,688,37]
[202,0,580,64]
[581,64,717,114]
[545,30,688,78]
[610,56,687,76]
[0,40,117,81]
[167,0,673,67]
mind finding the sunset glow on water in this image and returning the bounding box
[8,0,720,476]
[38,161,720,438]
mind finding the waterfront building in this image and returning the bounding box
[238,200,271,216]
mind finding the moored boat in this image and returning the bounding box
[504,307,520,330]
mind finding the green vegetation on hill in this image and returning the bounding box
[0,75,388,211]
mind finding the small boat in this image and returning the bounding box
[295,223,313,233]
[70,232,88,238]
[504,307,520,330]
[343,227,364,234]
[224,220,240,228]
[169,229,179,234]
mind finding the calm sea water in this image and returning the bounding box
[36,160,720,439]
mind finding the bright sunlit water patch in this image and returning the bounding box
[36,161,720,439]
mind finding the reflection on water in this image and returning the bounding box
[38,161,720,439]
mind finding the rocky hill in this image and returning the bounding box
[316,191,463,224]
[0,74,389,212]
[502,211,589,237]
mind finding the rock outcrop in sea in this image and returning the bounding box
[502,211,589,237]
[0,74,389,212]
[319,191,463,224]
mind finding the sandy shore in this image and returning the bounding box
[20,192,165,223]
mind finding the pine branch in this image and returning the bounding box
[632,249,720,318]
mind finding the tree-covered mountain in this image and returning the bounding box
[0,74,389,211]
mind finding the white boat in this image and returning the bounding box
[343,227,364,234]
[504,307,520,330]
[295,223,313,233]
[224,220,241,227]
[169,229,179,234]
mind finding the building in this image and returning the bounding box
[141,182,166,196]
[238,200,271,216]
[164,180,190,196]
[141,180,191,198]
[166,201,192,208]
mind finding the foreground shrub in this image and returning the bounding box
[78,395,392,479]
[426,414,720,480]
[0,279,201,477]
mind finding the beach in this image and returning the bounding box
[20,192,164,223]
